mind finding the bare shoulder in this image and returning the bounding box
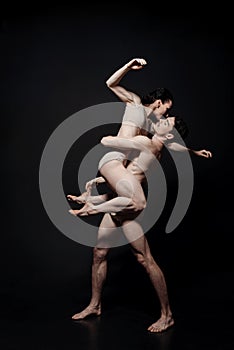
[126,91,142,105]
[134,135,151,145]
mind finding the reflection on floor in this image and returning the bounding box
[1,277,234,350]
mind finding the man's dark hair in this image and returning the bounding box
[141,87,174,105]
[173,115,189,140]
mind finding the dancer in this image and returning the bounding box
[68,57,174,215]
[69,117,211,333]
[67,136,211,209]
[68,58,212,333]
[69,115,197,216]
[68,57,211,213]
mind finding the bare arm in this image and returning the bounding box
[190,149,212,158]
[85,176,106,191]
[167,142,212,158]
[101,135,151,152]
[106,58,147,104]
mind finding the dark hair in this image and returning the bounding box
[141,87,174,105]
[172,115,189,140]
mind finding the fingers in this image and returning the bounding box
[135,58,147,66]
[85,179,96,190]
[202,150,212,158]
[127,58,147,68]
[85,182,92,191]
[85,181,91,189]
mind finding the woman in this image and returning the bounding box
[68,58,211,214]
[68,58,212,333]
[69,115,192,216]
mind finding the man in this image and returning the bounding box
[68,58,212,333]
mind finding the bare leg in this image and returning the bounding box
[72,213,118,320]
[87,193,113,204]
[70,162,146,216]
[69,161,146,217]
[68,193,113,206]
[69,196,136,216]
[67,192,89,204]
[68,192,116,217]
[122,219,174,333]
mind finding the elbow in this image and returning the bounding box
[101,137,106,145]
[106,79,112,88]
[101,137,109,146]
[106,79,116,89]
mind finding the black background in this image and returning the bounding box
[1,4,233,349]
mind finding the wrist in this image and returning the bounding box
[124,63,131,70]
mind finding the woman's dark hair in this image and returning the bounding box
[141,87,174,105]
[172,115,189,140]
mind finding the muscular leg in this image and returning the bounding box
[71,161,146,216]
[72,213,118,320]
[122,219,174,333]
[70,196,135,216]
[68,193,113,210]
[67,192,89,204]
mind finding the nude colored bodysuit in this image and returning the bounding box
[98,103,154,171]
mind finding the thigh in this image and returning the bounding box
[96,213,120,248]
[122,219,150,255]
[101,162,145,199]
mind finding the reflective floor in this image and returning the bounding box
[1,272,233,350]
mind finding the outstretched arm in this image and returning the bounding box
[101,135,151,152]
[106,58,147,104]
[167,142,212,158]
[189,149,212,158]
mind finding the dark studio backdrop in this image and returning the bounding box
[1,4,233,331]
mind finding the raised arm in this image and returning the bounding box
[101,135,151,152]
[106,58,147,104]
[167,142,212,158]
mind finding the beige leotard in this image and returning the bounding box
[98,103,154,171]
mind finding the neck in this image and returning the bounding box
[152,134,166,148]
[144,104,155,117]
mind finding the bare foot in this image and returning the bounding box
[72,305,101,320]
[67,193,88,204]
[69,209,79,216]
[69,202,98,216]
[147,316,174,333]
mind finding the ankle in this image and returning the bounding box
[89,302,101,309]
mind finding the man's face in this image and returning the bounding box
[154,117,175,136]
[151,99,173,120]
[158,100,173,118]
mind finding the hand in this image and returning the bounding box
[85,179,97,191]
[194,149,212,158]
[126,58,147,70]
